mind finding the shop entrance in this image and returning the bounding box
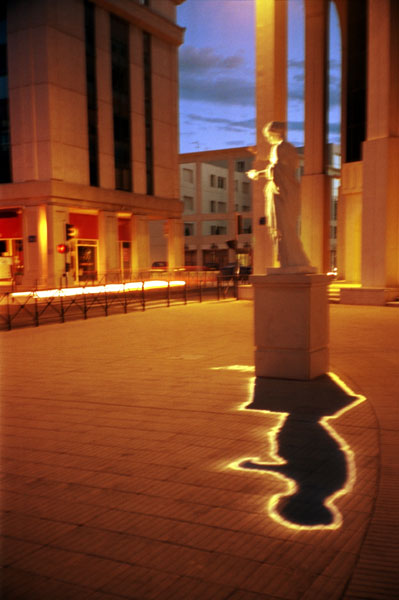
[76,240,98,283]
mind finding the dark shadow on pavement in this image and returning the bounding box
[238,374,363,527]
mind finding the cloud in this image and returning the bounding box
[179,45,253,107]
[187,114,255,130]
[179,45,245,73]
[180,75,254,106]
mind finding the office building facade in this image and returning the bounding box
[0,0,184,288]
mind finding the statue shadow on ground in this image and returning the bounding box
[235,374,365,529]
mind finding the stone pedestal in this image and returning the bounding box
[252,273,330,380]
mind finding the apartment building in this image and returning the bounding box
[180,148,254,269]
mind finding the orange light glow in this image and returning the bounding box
[11,280,186,300]
[228,372,366,530]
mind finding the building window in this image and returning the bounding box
[217,202,226,213]
[184,223,195,236]
[0,6,11,183]
[183,168,193,183]
[242,181,250,194]
[217,176,226,189]
[84,1,99,186]
[111,15,132,191]
[210,174,216,187]
[210,200,216,213]
[235,180,238,191]
[210,225,227,235]
[143,32,154,195]
[236,160,245,172]
[242,205,250,212]
[183,195,194,212]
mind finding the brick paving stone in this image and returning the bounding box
[1,567,103,600]
[1,536,43,567]
[240,562,314,599]
[227,591,279,600]
[99,565,180,600]
[11,546,131,590]
[2,512,78,546]
[301,574,348,600]
[154,575,235,600]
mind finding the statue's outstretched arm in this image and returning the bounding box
[246,168,267,181]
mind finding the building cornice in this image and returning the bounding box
[93,0,185,45]
[0,181,182,219]
[179,146,256,163]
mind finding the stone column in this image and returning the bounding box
[98,211,119,282]
[167,218,184,271]
[253,0,287,274]
[301,0,330,273]
[131,215,150,275]
[22,205,48,289]
[361,0,399,292]
[46,205,69,288]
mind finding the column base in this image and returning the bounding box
[340,287,399,305]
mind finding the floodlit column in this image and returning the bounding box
[253,0,287,274]
[167,218,184,270]
[22,205,48,289]
[301,0,330,273]
[46,205,69,288]
[361,0,399,290]
[131,215,150,275]
[98,211,119,281]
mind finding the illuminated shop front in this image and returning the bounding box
[0,209,23,281]
[68,213,99,283]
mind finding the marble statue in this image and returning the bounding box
[247,121,315,273]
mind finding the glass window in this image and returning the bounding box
[202,220,228,236]
[183,195,194,212]
[217,176,226,189]
[183,168,193,183]
[111,15,132,191]
[85,1,99,186]
[184,223,195,236]
[0,7,11,183]
[143,32,153,195]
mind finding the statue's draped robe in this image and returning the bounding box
[270,141,311,269]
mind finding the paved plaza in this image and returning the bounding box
[1,300,398,599]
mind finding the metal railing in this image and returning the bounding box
[0,271,243,331]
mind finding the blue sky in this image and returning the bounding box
[177,0,341,153]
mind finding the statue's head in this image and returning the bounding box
[263,121,286,145]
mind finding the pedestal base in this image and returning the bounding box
[340,286,399,305]
[251,273,330,380]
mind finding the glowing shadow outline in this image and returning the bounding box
[228,372,366,531]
